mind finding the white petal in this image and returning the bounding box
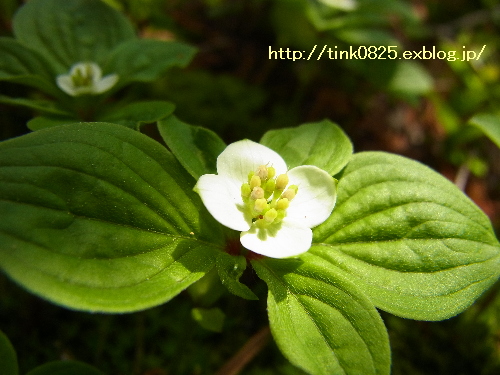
[286,165,336,228]
[217,140,287,182]
[94,73,119,94]
[195,174,251,231]
[71,61,102,80]
[240,221,312,258]
[56,74,78,96]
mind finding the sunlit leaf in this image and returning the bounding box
[313,151,500,320]
[0,123,223,312]
[260,120,353,175]
[253,257,390,375]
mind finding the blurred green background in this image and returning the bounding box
[1,0,500,374]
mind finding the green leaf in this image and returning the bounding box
[253,257,390,375]
[105,39,197,87]
[469,113,500,149]
[13,0,136,73]
[0,95,73,117]
[0,38,60,96]
[0,330,18,375]
[158,116,226,180]
[97,101,176,130]
[313,151,500,321]
[0,122,224,312]
[191,307,225,332]
[260,120,353,176]
[388,61,433,96]
[216,251,258,300]
[26,361,105,375]
[27,116,78,131]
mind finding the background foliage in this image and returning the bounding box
[1,0,500,374]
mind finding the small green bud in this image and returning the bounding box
[267,166,276,180]
[264,179,276,192]
[241,183,251,198]
[276,174,289,190]
[250,175,261,189]
[254,198,267,212]
[276,198,289,210]
[264,208,278,223]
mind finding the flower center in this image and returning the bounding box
[240,165,298,228]
[71,63,96,88]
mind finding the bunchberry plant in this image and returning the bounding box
[1,116,499,375]
[1,1,500,375]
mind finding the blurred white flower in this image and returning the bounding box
[56,62,118,96]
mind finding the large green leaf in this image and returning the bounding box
[260,120,353,175]
[253,257,390,375]
[0,123,224,312]
[312,152,500,320]
[13,0,136,73]
[0,330,18,375]
[105,39,196,87]
[469,113,500,149]
[0,38,60,96]
[26,361,105,375]
[158,116,226,180]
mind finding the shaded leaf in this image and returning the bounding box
[216,252,258,300]
[98,101,175,130]
[27,116,78,131]
[105,39,196,87]
[0,95,73,117]
[26,361,105,375]
[13,0,135,73]
[0,330,18,375]
[191,307,225,332]
[253,257,390,375]
[0,38,60,96]
[0,123,223,312]
[313,152,500,320]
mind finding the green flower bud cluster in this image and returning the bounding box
[71,63,95,88]
[241,165,298,228]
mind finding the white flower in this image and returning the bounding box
[56,62,118,96]
[195,139,337,258]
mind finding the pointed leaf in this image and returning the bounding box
[253,257,390,375]
[313,152,500,320]
[0,122,223,312]
[98,101,175,130]
[469,113,500,149]
[216,252,258,300]
[0,330,18,375]
[105,39,196,87]
[260,120,353,175]
[13,0,136,73]
[158,116,226,179]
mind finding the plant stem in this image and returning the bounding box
[215,326,271,375]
